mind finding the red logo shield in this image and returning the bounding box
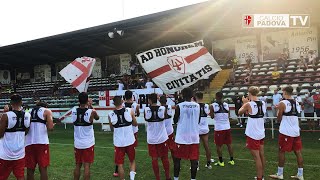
[167,55,186,74]
[244,15,252,25]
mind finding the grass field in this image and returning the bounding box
[9,123,320,180]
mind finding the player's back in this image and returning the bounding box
[212,102,230,131]
[72,107,94,149]
[245,101,266,140]
[175,101,200,144]
[279,99,300,137]
[26,107,49,146]
[145,106,168,144]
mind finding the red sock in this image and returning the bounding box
[152,159,160,180]
[162,157,170,179]
[257,178,262,180]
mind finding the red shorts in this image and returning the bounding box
[148,142,169,158]
[279,134,303,152]
[133,132,138,147]
[246,136,264,150]
[167,133,176,151]
[115,144,136,165]
[174,144,199,160]
[0,158,25,179]
[74,146,94,164]
[25,144,50,169]
[214,129,232,146]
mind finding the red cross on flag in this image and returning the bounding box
[59,57,96,92]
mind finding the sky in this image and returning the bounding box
[0,0,208,46]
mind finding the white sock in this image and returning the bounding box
[130,171,136,180]
[191,179,196,180]
[277,167,284,175]
[174,177,179,180]
[298,168,303,176]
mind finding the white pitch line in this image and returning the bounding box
[51,143,320,168]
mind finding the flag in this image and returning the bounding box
[136,40,221,94]
[59,57,96,92]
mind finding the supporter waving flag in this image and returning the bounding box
[59,57,96,92]
[136,40,221,94]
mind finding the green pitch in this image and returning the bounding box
[9,124,320,180]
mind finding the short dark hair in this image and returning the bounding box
[78,92,88,105]
[216,92,223,100]
[182,88,193,100]
[194,91,203,99]
[36,101,48,108]
[124,90,133,100]
[113,96,122,106]
[10,94,22,105]
[283,86,293,95]
[159,95,167,104]
[148,93,158,104]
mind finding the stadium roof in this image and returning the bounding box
[0,0,319,66]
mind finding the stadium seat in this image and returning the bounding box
[240,86,248,91]
[260,67,268,71]
[286,70,294,73]
[262,64,269,67]
[306,68,314,72]
[230,87,239,91]
[227,92,235,96]
[301,83,311,88]
[258,72,265,75]
[269,85,278,91]
[266,71,272,75]
[295,69,303,73]
[280,84,289,89]
[300,89,309,93]
[313,83,320,87]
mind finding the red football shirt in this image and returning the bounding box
[313,94,320,109]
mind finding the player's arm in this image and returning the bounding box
[0,113,8,138]
[238,103,249,116]
[91,110,100,122]
[131,109,137,126]
[277,102,285,123]
[173,105,180,124]
[44,109,54,131]
[135,105,140,117]
[108,116,114,132]
[209,105,215,119]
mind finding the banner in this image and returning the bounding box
[261,30,289,61]
[92,58,102,78]
[235,35,259,64]
[34,64,51,82]
[59,57,96,92]
[99,88,175,110]
[288,27,318,59]
[120,54,131,75]
[0,70,11,84]
[136,40,221,94]
[56,61,70,79]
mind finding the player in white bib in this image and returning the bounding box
[25,101,54,180]
[72,92,99,180]
[209,92,234,167]
[114,90,140,177]
[159,95,176,161]
[0,94,31,180]
[239,86,266,180]
[173,88,200,180]
[145,93,171,180]
[109,96,137,180]
[194,92,213,169]
[269,86,304,180]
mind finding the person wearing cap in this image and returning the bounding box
[0,94,31,180]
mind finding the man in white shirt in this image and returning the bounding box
[272,89,282,118]
[210,92,234,167]
[145,78,154,89]
[25,101,54,180]
[118,80,124,91]
[259,93,269,121]
[173,88,200,180]
[308,50,317,67]
[0,94,31,180]
[239,87,266,180]
[72,92,99,180]
[109,96,137,180]
[145,93,170,180]
[270,86,304,180]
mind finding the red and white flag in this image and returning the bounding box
[136,40,221,94]
[59,57,96,92]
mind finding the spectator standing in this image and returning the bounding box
[118,80,124,91]
[245,56,252,70]
[271,67,281,84]
[145,78,154,89]
[308,50,317,68]
[243,71,251,85]
[232,93,243,127]
[277,54,286,71]
[303,92,315,130]
[272,89,282,119]
[313,89,320,127]
[129,61,138,76]
[298,56,308,70]
[231,57,238,70]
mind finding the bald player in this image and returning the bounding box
[25,101,54,180]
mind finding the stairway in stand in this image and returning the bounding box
[203,69,232,103]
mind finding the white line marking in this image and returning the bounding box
[51,143,320,168]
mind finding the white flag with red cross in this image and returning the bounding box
[59,57,96,92]
[136,40,221,94]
